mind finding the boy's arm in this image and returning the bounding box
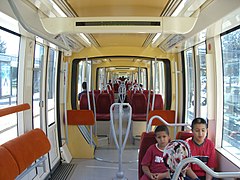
[142,165,154,179]
[206,168,214,180]
[155,171,170,180]
[186,167,199,179]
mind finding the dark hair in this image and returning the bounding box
[191,117,208,129]
[82,82,87,90]
[154,125,169,136]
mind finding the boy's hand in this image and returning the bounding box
[149,173,158,179]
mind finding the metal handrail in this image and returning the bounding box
[110,103,132,179]
[147,115,190,133]
[172,157,240,179]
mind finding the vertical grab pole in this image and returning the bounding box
[118,104,123,177]
[152,57,157,110]
[174,62,178,139]
[110,102,132,180]
[146,59,153,130]
[86,57,93,146]
[91,61,97,135]
[63,62,69,144]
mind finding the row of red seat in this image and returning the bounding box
[79,91,112,121]
[129,91,163,121]
[79,90,164,122]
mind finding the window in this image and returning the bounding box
[221,27,240,159]
[47,48,58,126]
[0,27,20,144]
[33,43,44,129]
[196,43,207,118]
[185,48,195,124]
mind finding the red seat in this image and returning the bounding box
[131,93,148,121]
[96,93,112,121]
[138,132,157,179]
[114,83,119,93]
[176,131,193,140]
[150,94,164,110]
[79,93,95,110]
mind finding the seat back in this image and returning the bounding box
[96,93,112,114]
[0,146,19,180]
[138,132,157,179]
[131,93,148,114]
[148,110,175,126]
[176,131,194,140]
[150,94,164,110]
[2,128,51,173]
[79,93,95,110]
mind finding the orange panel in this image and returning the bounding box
[67,110,95,125]
[148,110,175,126]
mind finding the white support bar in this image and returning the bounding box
[172,157,240,179]
[16,156,47,180]
[147,115,190,133]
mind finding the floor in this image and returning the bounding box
[67,103,140,180]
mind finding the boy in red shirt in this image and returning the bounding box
[186,118,216,180]
[141,125,171,180]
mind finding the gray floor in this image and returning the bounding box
[69,148,139,180]
[67,104,140,180]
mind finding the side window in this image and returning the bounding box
[47,48,58,126]
[185,48,195,124]
[0,27,20,144]
[221,27,240,159]
[196,43,207,118]
[33,43,44,129]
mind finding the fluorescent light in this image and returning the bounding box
[171,0,188,17]
[79,33,91,46]
[49,0,67,17]
[152,33,162,44]
[129,67,136,70]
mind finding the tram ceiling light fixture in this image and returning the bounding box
[40,15,199,34]
[77,33,91,47]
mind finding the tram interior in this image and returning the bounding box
[0,0,240,179]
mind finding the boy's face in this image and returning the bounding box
[192,123,207,144]
[155,131,170,148]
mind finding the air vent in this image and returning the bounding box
[41,16,198,34]
[75,21,161,26]
[161,34,185,50]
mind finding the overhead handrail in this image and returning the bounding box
[0,103,30,117]
[110,103,132,179]
[147,115,190,133]
[172,157,240,179]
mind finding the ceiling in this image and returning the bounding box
[60,0,174,48]
[6,0,210,53]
